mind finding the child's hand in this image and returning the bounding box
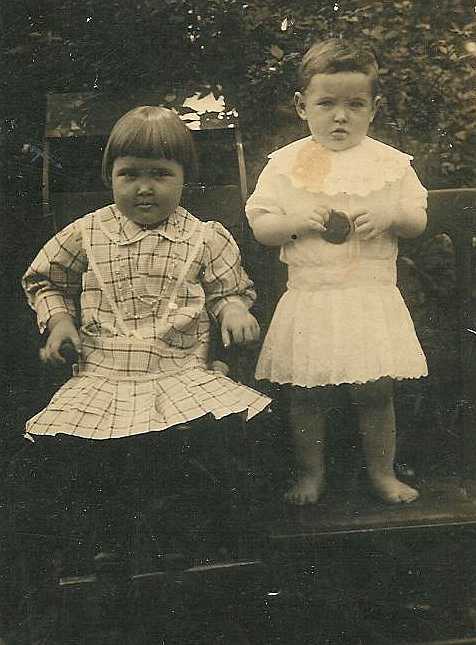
[296,207,330,234]
[351,209,392,240]
[41,314,81,365]
[219,304,260,348]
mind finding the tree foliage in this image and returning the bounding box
[1,0,475,201]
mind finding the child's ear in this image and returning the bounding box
[371,95,382,121]
[294,91,307,120]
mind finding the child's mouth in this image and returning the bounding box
[331,129,348,137]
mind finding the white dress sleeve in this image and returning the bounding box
[245,161,287,226]
[398,165,428,218]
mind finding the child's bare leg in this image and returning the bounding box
[285,387,328,505]
[350,379,419,504]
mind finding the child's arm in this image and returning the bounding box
[246,162,328,246]
[22,220,86,364]
[202,222,260,348]
[352,167,427,241]
[392,167,427,238]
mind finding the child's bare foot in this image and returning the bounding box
[370,475,419,504]
[285,473,325,505]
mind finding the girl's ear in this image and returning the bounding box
[294,91,308,120]
[371,95,382,122]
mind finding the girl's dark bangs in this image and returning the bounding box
[116,121,173,159]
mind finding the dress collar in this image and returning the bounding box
[268,136,414,197]
[98,205,195,245]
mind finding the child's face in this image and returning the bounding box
[112,156,184,227]
[294,72,380,151]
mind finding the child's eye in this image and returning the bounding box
[349,100,366,109]
[317,100,333,107]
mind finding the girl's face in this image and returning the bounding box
[112,156,184,227]
[295,72,380,151]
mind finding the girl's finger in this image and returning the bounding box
[354,214,369,225]
[348,209,368,221]
[355,225,373,237]
[314,208,330,225]
[355,219,372,231]
[234,327,245,345]
[50,346,66,364]
[221,325,231,349]
[71,336,82,355]
[251,321,260,342]
[244,325,256,343]
[311,221,326,231]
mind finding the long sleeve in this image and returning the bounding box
[202,221,256,319]
[22,219,87,333]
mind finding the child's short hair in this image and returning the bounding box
[102,106,198,185]
[298,39,380,96]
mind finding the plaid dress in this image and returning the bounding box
[22,205,270,439]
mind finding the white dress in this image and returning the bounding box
[246,136,428,387]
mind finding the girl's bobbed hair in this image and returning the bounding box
[102,106,198,186]
[298,38,380,96]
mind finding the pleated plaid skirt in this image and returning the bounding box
[26,334,270,441]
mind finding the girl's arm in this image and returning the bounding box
[391,166,428,239]
[202,222,259,347]
[353,167,428,241]
[22,219,87,362]
[246,163,327,246]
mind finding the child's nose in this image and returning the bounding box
[137,181,154,194]
[333,107,348,122]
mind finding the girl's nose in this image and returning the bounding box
[333,107,348,122]
[137,182,153,194]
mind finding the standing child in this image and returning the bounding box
[246,39,427,505]
[16,106,270,546]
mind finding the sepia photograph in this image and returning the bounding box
[1,1,476,642]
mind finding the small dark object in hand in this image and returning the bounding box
[322,210,352,244]
[59,340,78,364]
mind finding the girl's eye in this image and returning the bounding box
[350,101,366,109]
[317,100,333,107]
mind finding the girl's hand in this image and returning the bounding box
[351,209,392,241]
[41,314,81,365]
[219,304,260,348]
[296,207,330,234]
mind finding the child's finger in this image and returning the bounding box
[310,219,326,232]
[71,335,82,355]
[314,208,330,225]
[356,226,377,241]
[232,326,246,345]
[354,218,373,233]
[41,343,65,365]
[348,209,368,222]
[221,325,231,349]
[354,213,369,225]
[243,324,257,344]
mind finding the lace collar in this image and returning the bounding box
[268,136,413,197]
